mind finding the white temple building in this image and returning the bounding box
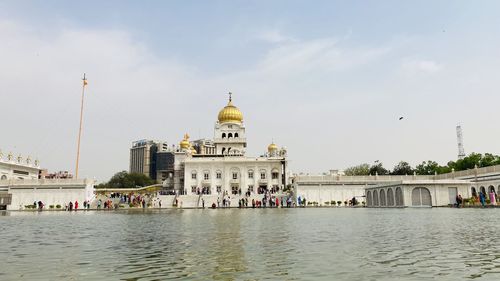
[165,93,288,207]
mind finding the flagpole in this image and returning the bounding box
[75,73,87,179]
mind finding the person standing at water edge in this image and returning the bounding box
[479,191,486,207]
[489,191,496,206]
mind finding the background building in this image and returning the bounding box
[129,140,168,181]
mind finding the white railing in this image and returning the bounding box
[294,164,500,183]
[295,174,435,183]
[0,178,90,186]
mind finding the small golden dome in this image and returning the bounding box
[218,93,243,123]
[268,142,278,153]
[180,133,190,149]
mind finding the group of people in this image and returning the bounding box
[64,200,90,211]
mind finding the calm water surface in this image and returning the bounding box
[1,208,500,280]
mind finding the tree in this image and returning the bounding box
[391,161,414,175]
[344,163,370,176]
[97,171,155,189]
[415,160,451,175]
[415,160,439,175]
[369,162,389,175]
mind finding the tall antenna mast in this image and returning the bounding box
[456,125,465,160]
[75,73,88,179]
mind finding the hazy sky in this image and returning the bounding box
[1,1,500,182]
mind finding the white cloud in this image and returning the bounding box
[402,59,443,74]
[1,18,499,182]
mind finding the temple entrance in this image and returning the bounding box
[258,185,267,194]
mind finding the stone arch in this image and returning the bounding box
[395,187,403,206]
[471,187,477,197]
[366,191,372,207]
[222,133,226,139]
[411,187,432,207]
[235,133,239,138]
[373,190,379,206]
[221,147,226,155]
[0,175,6,180]
[387,188,395,206]
[488,185,495,193]
[480,186,486,195]
[380,189,386,206]
[228,133,233,138]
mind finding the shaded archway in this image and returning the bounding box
[395,187,403,206]
[234,133,239,138]
[373,190,379,206]
[222,133,226,139]
[380,189,386,206]
[387,188,395,206]
[411,187,432,207]
[480,186,486,195]
[366,191,372,207]
[228,133,233,138]
[471,187,477,197]
[488,185,495,193]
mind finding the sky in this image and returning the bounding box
[1,1,500,182]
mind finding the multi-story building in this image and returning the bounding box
[129,140,168,181]
[177,94,288,196]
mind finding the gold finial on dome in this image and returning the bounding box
[218,92,243,123]
[268,141,278,154]
[180,133,190,149]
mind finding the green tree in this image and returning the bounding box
[415,160,439,175]
[391,161,414,175]
[97,171,155,189]
[344,163,370,176]
[369,162,389,175]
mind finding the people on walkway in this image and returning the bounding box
[489,191,496,206]
[479,191,486,207]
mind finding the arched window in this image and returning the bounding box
[395,187,403,206]
[366,191,372,207]
[373,191,379,206]
[380,189,386,206]
[221,148,226,155]
[411,187,432,206]
[387,188,394,206]
[191,171,197,180]
[471,187,477,197]
[222,133,226,139]
[235,133,239,138]
[480,186,486,195]
[0,175,7,180]
[228,133,233,138]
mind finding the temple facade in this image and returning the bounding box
[174,94,288,198]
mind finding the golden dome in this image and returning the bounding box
[180,133,190,149]
[218,93,243,123]
[268,142,278,153]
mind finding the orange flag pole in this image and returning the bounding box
[75,73,87,179]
